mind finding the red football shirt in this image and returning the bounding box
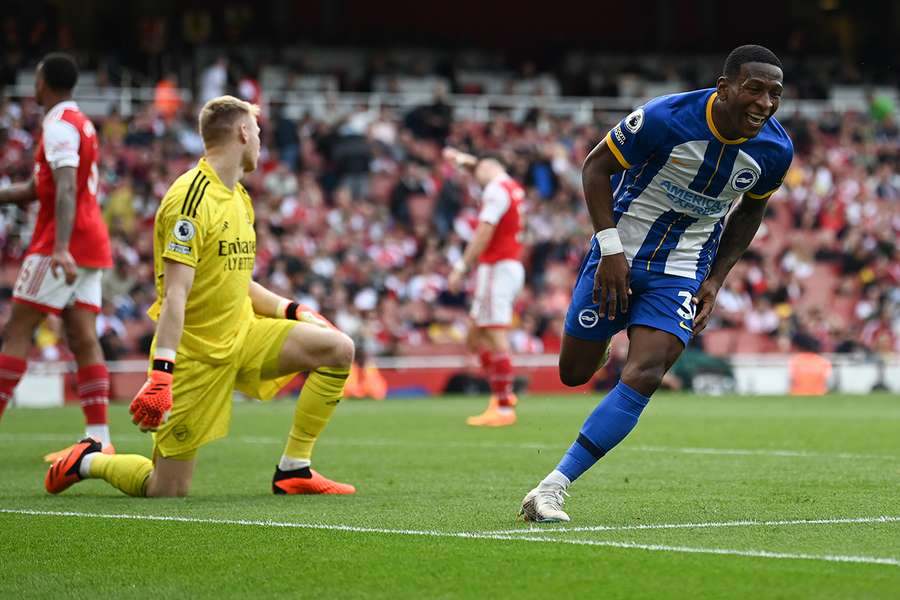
[30,101,111,268]
[478,174,524,264]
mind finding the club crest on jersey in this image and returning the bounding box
[578,309,600,328]
[730,168,759,192]
[624,108,645,134]
[173,219,196,242]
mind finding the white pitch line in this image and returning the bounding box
[0,433,896,461]
[0,508,897,567]
[482,515,900,535]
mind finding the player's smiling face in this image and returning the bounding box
[717,62,784,139]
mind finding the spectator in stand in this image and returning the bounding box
[200,56,228,104]
[96,301,128,360]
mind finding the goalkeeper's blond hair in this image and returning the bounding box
[198,95,260,149]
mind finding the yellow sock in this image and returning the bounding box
[283,366,349,461]
[88,454,154,497]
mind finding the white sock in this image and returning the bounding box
[79,452,97,479]
[540,469,571,490]
[85,425,110,446]
[279,456,311,471]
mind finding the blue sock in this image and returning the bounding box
[555,381,651,482]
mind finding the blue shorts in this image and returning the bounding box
[564,239,701,347]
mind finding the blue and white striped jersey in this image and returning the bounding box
[605,88,793,281]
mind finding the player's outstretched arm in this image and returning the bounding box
[582,139,630,318]
[692,196,769,334]
[130,260,195,432]
[248,281,336,329]
[0,177,36,207]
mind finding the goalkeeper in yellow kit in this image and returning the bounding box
[45,96,356,497]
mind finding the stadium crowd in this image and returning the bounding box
[0,77,898,362]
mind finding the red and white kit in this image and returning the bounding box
[13,101,112,315]
[470,175,525,327]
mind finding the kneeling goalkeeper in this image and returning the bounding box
[46,95,356,497]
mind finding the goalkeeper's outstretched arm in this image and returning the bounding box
[249,281,336,329]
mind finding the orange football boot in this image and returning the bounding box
[466,393,518,426]
[45,437,102,494]
[272,467,356,495]
[466,408,517,427]
[44,441,115,463]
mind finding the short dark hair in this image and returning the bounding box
[39,53,79,91]
[723,45,782,80]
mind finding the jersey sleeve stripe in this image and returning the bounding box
[744,187,778,200]
[190,181,211,218]
[605,131,632,169]
[184,175,208,217]
[181,171,204,215]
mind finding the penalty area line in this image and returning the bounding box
[1,508,897,567]
[482,515,900,535]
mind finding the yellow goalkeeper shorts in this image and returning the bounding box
[152,316,298,458]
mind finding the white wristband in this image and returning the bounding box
[452,259,468,275]
[155,347,177,361]
[594,228,624,255]
[276,299,290,318]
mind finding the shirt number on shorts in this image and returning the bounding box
[676,291,696,321]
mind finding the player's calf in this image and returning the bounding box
[146,455,196,497]
[558,336,611,387]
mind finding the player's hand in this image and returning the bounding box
[692,279,721,335]
[442,147,476,169]
[289,304,338,331]
[129,366,174,432]
[447,268,465,294]
[50,248,77,285]
[593,253,631,319]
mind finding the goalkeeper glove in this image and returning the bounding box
[130,358,174,432]
[283,301,337,330]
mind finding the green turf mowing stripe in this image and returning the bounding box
[2,432,896,461]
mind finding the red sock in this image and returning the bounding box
[77,364,110,426]
[0,354,26,421]
[478,350,493,375]
[490,353,514,407]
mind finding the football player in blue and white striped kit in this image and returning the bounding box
[520,45,793,522]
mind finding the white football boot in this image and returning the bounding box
[518,485,571,522]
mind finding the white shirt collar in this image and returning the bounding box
[43,100,79,124]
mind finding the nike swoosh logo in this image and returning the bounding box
[670,157,687,166]
[678,321,693,332]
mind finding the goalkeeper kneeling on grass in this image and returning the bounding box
[45,95,356,497]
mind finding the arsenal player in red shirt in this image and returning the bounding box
[446,148,526,427]
[0,53,114,460]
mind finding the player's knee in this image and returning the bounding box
[558,361,592,387]
[620,362,666,395]
[326,332,355,369]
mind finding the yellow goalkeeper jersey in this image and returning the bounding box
[148,158,257,363]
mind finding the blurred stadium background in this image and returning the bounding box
[1,0,899,404]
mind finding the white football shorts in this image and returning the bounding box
[12,254,103,315]
[470,259,525,327]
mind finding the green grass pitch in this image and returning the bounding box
[1,392,899,598]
